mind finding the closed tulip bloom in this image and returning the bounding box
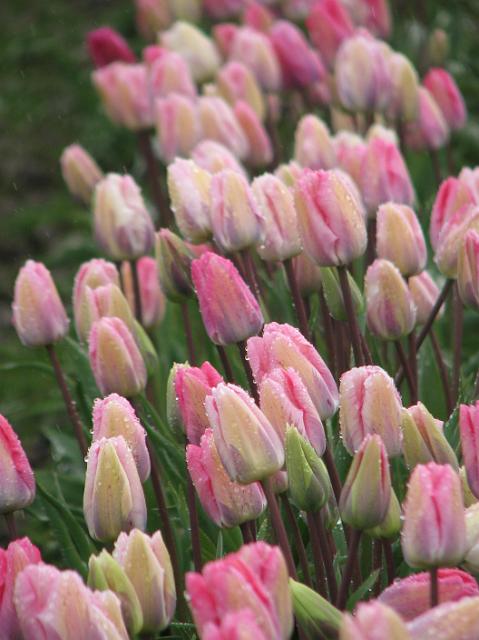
[275,161,304,189]
[230,27,282,93]
[12,260,69,348]
[155,94,201,163]
[155,228,194,302]
[73,258,119,329]
[404,87,449,151]
[75,283,134,343]
[60,144,103,204]
[388,52,420,123]
[135,0,172,41]
[367,124,399,146]
[203,0,243,19]
[113,529,176,632]
[424,68,467,131]
[89,317,147,397]
[187,428,266,528]
[135,256,165,329]
[408,272,443,326]
[339,365,402,456]
[360,137,415,215]
[247,322,338,419]
[93,174,154,261]
[203,609,268,640]
[295,169,367,267]
[402,404,458,470]
[199,97,249,160]
[376,203,427,276]
[402,462,466,568]
[459,401,479,499]
[205,383,284,484]
[174,361,223,444]
[87,27,136,68]
[243,2,275,31]
[430,177,475,251]
[379,568,479,622]
[340,434,392,530]
[213,23,238,57]
[270,21,325,89]
[252,173,302,262]
[148,50,197,99]
[192,252,263,346]
[465,502,479,571]
[333,131,367,188]
[435,205,479,278]
[291,252,323,297]
[340,602,409,640]
[0,538,42,639]
[458,229,479,308]
[407,595,479,640]
[161,21,220,83]
[306,0,354,69]
[191,140,247,176]
[259,367,327,456]
[294,115,336,171]
[84,436,147,542]
[186,542,293,640]
[459,166,479,201]
[234,101,273,168]
[217,61,265,121]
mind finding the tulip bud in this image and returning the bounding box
[148,50,197,99]
[93,174,154,261]
[275,161,304,189]
[187,428,266,528]
[135,256,165,329]
[174,361,223,444]
[0,537,42,639]
[388,52,420,123]
[60,144,103,205]
[131,319,158,376]
[366,488,401,539]
[202,610,269,640]
[435,205,479,278]
[333,131,366,188]
[87,27,136,68]
[404,87,449,152]
[260,367,327,456]
[155,94,201,163]
[360,137,415,215]
[12,260,69,348]
[294,169,367,267]
[291,252,323,297]
[248,322,339,419]
[135,0,172,41]
[199,96,249,160]
[408,271,444,326]
[427,28,449,66]
[461,465,477,508]
[367,124,399,146]
[205,383,284,484]
[213,23,238,57]
[465,502,479,572]
[460,401,479,499]
[340,601,410,640]
[402,404,458,470]
[234,101,273,168]
[84,436,147,542]
[407,594,479,639]
[88,550,143,635]
[191,141,247,178]
[230,27,282,93]
[290,579,342,639]
[424,68,467,131]
[365,259,417,340]
[252,173,302,262]
[402,462,466,569]
[186,542,293,640]
[294,115,336,171]
[93,62,153,130]
[155,228,194,301]
[92,394,150,482]
[217,61,265,121]
[376,203,427,276]
[306,0,354,69]
[243,1,274,31]
[339,365,402,457]
[285,427,331,512]
[430,177,475,251]
[88,317,147,397]
[75,283,134,343]
[73,258,119,310]
[320,265,364,321]
[457,229,479,308]
[160,21,220,83]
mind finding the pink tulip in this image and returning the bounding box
[12,260,69,348]
[175,361,224,445]
[459,167,479,202]
[217,61,265,121]
[230,27,282,93]
[340,601,408,639]
[234,101,273,168]
[379,568,479,621]
[191,140,247,176]
[203,0,244,19]
[430,177,475,251]
[148,50,197,99]
[343,0,391,38]
[186,542,293,640]
[408,271,444,326]
[424,68,467,131]
[0,415,35,516]
[333,131,367,188]
[243,2,275,32]
[306,0,354,68]
[294,115,337,171]
[0,538,41,639]
[199,96,249,160]
[213,23,239,58]
[458,229,479,308]
[460,401,479,499]
[60,144,103,205]
[202,609,268,640]
[404,87,449,151]
[187,429,266,528]
[291,252,323,297]
[74,282,134,343]
[434,204,479,278]
[247,322,338,419]
[155,93,201,164]
[135,0,172,41]
[376,203,426,276]
[87,27,136,68]
[407,596,479,639]
[136,256,166,329]
[387,52,420,123]
[161,22,220,83]
[73,259,120,335]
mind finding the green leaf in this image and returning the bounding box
[346,569,380,611]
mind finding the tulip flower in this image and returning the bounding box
[213,23,238,57]
[407,596,479,639]
[402,403,458,470]
[135,256,165,329]
[202,609,268,640]
[60,144,103,205]
[252,173,302,262]
[135,0,172,41]
[243,1,275,31]
[460,401,479,499]
[294,169,367,267]
[88,317,147,397]
[291,252,323,297]
[365,259,417,341]
[294,115,336,171]
[401,462,466,569]
[376,203,427,277]
[192,252,264,346]
[155,93,201,163]
[430,177,475,251]
[234,101,273,168]
[187,428,266,528]
[339,365,402,457]
[186,542,293,640]
[306,0,354,68]
[161,21,220,83]
[73,259,119,307]
[424,68,467,131]
[459,166,479,201]
[112,529,176,632]
[155,228,194,302]
[217,61,265,121]
[340,601,409,640]
[435,205,479,278]
[230,27,282,93]
[199,97,249,160]
[387,52,420,123]
[248,322,338,419]
[148,50,197,99]
[340,434,392,530]
[367,124,400,145]
[275,161,304,189]
[0,415,34,516]
[0,537,41,639]
[87,27,136,68]
[205,383,284,484]
[74,282,134,343]
[191,140,247,177]
[366,488,401,540]
[408,272,444,326]
[404,87,449,152]
[84,436,147,542]
[333,131,367,188]
[12,260,69,348]
[458,229,479,308]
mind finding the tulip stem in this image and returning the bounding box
[430,331,454,416]
[4,512,17,540]
[306,512,328,597]
[240,521,255,544]
[130,259,143,325]
[336,528,361,609]
[322,445,342,503]
[394,341,416,402]
[372,540,383,597]
[382,540,395,585]
[430,567,439,607]
[186,471,203,572]
[281,495,313,588]
[429,150,442,187]
[338,266,364,367]
[284,259,311,341]
[408,332,418,403]
[237,340,259,403]
[452,283,464,403]
[313,511,338,602]
[240,250,264,307]
[319,290,336,379]
[46,345,88,458]
[216,345,234,382]
[366,219,377,268]
[181,303,197,366]
[261,477,297,579]
[446,142,455,175]
[137,131,170,228]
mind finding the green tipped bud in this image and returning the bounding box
[166,362,188,436]
[366,489,401,539]
[461,466,478,508]
[155,228,194,301]
[133,319,158,376]
[285,427,331,512]
[320,266,363,322]
[290,578,342,639]
[88,550,143,635]
[321,489,340,531]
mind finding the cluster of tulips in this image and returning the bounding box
[3,0,479,638]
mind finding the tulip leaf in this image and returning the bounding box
[346,569,380,611]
